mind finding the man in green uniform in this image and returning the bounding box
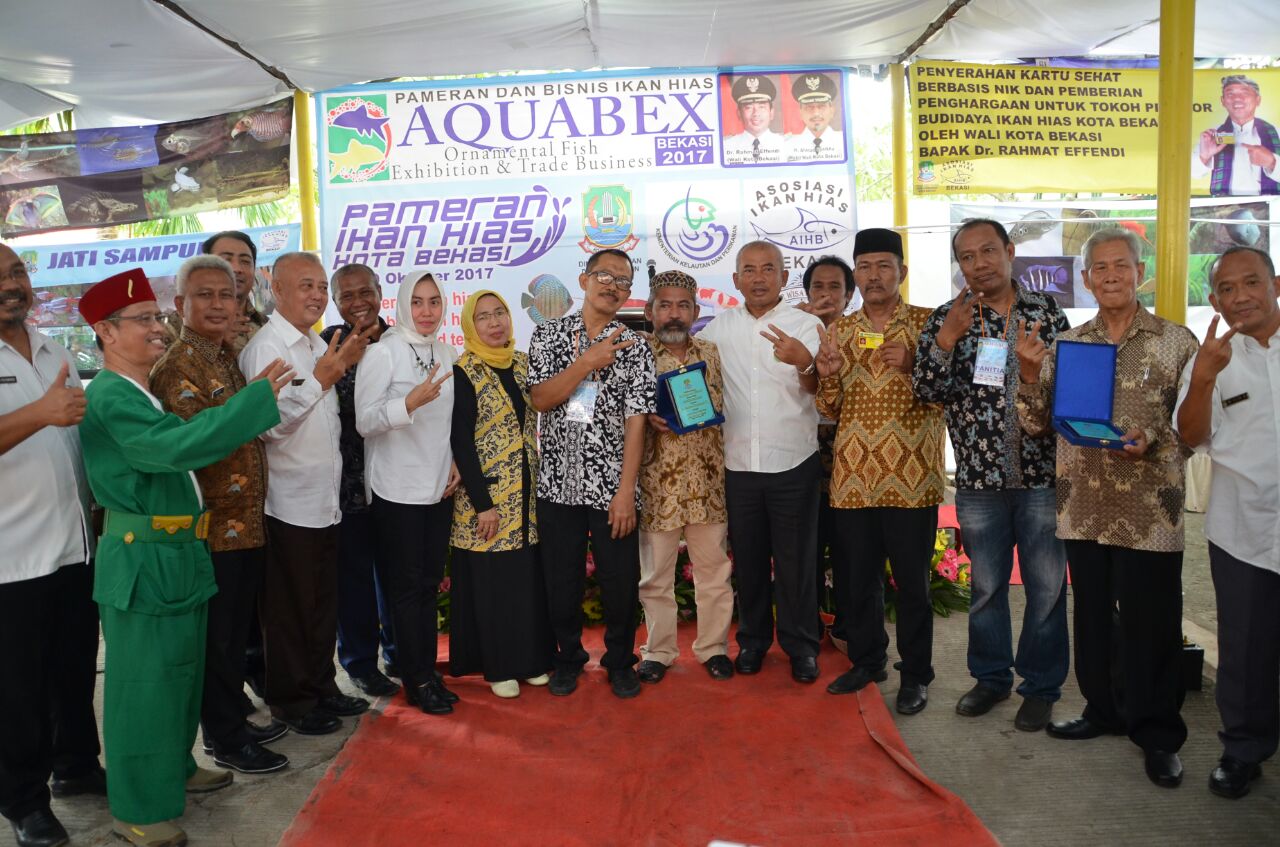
[78,268,293,847]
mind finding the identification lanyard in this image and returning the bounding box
[973,299,1014,388]
[566,329,602,424]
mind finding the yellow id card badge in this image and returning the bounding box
[856,331,885,350]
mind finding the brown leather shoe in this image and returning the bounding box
[184,766,233,793]
[112,819,188,847]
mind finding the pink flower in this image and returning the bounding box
[585,552,596,578]
[439,576,452,593]
[888,574,897,590]
[681,563,694,582]
[943,548,960,567]
[936,561,959,582]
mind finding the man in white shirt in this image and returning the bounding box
[1175,246,1280,799]
[240,252,375,736]
[698,240,824,683]
[722,75,784,166]
[785,72,845,163]
[0,241,102,847]
[1193,75,1278,196]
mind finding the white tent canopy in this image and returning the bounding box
[1,0,1277,129]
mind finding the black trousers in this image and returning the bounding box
[1064,540,1186,753]
[816,496,847,641]
[0,563,100,822]
[1210,543,1280,765]
[537,499,639,673]
[336,510,397,678]
[726,452,821,659]
[835,505,938,687]
[201,546,265,752]
[373,495,451,688]
[263,518,341,719]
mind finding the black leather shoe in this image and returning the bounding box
[548,668,581,697]
[414,680,454,715]
[703,655,734,680]
[1046,716,1124,740]
[280,710,342,736]
[826,665,888,695]
[317,694,369,717]
[896,684,929,715]
[431,672,460,704]
[636,660,667,684]
[955,683,1010,717]
[49,765,106,797]
[1145,750,1183,788]
[734,649,765,675]
[609,667,642,699]
[1209,757,1262,799]
[246,717,289,745]
[213,741,289,775]
[1014,696,1054,732]
[790,656,820,684]
[350,669,400,697]
[10,808,68,847]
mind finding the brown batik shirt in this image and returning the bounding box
[150,325,268,551]
[817,300,946,509]
[639,336,728,533]
[1016,306,1199,553]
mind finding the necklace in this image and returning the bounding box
[409,343,436,376]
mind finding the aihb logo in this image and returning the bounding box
[655,187,737,269]
[326,95,393,184]
[578,184,639,253]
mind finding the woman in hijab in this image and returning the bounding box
[355,271,459,715]
[448,290,553,697]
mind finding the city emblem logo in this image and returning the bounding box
[917,160,937,183]
[579,184,640,253]
[325,95,393,184]
[655,187,737,269]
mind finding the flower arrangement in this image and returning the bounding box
[886,529,971,622]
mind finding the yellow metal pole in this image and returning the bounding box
[890,63,911,301]
[1154,0,1194,325]
[294,90,320,253]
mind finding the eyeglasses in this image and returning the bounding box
[590,271,633,292]
[109,312,167,328]
[473,307,509,325]
[0,265,30,284]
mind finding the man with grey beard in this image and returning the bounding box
[636,271,735,683]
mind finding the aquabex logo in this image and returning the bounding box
[325,95,393,184]
[579,184,640,252]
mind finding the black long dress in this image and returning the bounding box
[447,362,553,682]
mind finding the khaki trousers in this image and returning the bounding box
[638,522,733,665]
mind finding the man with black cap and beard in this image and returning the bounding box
[635,271,735,684]
[814,228,946,714]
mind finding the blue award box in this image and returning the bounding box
[656,361,725,435]
[1051,340,1131,448]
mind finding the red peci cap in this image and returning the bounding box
[79,268,157,326]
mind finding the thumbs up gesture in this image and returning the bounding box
[37,361,86,427]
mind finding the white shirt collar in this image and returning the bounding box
[268,309,315,348]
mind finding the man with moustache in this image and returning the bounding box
[240,253,377,735]
[914,218,1070,732]
[1017,227,1198,788]
[529,248,656,699]
[723,75,784,166]
[320,264,399,698]
[800,256,856,644]
[1193,75,1278,196]
[698,240,824,683]
[78,267,292,847]
[202,230,268,349]
[785,72,845,162]
[815,229,945,714]
[150,256,290,777]
[1176,246,1280,798]
[636,271,734,683]
[0,242,102,847]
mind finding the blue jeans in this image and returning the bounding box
[955,488,1068,701]
[336,510,397,677]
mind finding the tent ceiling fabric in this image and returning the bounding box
[0,0,1276,130]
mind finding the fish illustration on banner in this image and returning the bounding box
[522,274,574,324]
[748,207,849,253]
[696,287,739,311]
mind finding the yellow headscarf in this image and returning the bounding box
[461,289,515,369]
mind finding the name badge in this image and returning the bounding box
[291,378,306,386]
[1223,392,1249,408]
[566,379,600,424]
[973,338,1009,387]
[856,331,885,350]
[0,375,15,385]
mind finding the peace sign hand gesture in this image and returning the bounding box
[1191,314,1239,383]
[814,325,843,378]
[406,362,454,413]
[1014,319,1048,384]
[581,327,636,371]
[760,323,813,370]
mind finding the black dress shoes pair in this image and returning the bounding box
[10,808,68,847]
[49,765,106,798]
[411,679,455,715]
[703,655,734,680]
[349,669,401,697]
[790,656,819,684]
[636,660,667,684]
[826,665,888,696]
[213,741,289,775]
[734,649,764,675]
[1046,716,1125,740]
[1144,750,1183,788]
[1209,757,1262,799]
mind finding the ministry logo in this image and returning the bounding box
[326,96,393,184]
[655,187,738,269]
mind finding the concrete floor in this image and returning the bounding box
[10,512,1280,847]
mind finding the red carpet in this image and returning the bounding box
[282,628,996,847]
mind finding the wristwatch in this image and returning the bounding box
[799,357,817,376]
